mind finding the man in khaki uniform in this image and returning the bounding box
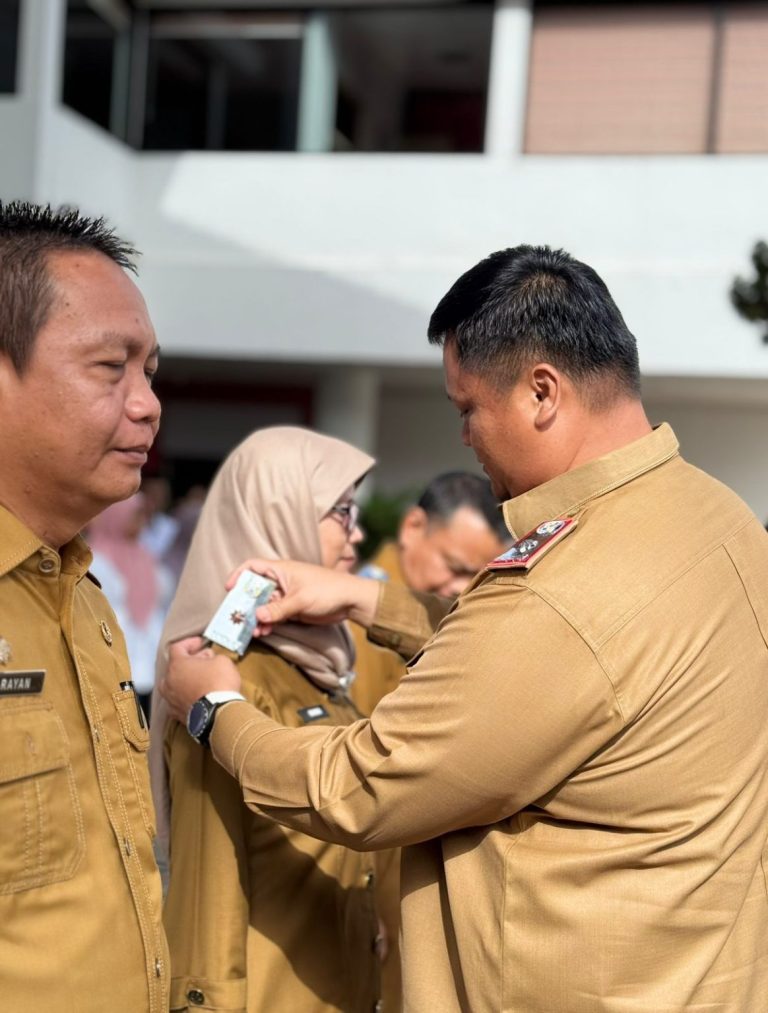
[351,470,509,715]
[0,202,168,1011]
[161,245,768,1011]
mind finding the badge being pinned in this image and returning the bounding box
[487,517,577,571]
[204,570,277,656]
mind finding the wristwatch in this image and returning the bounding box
[187,691,246,747]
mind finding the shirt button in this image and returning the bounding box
[364,870,375,888]
[38,557,56,574]
[187,989,205,1005]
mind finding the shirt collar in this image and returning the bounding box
[0,504,93,579]
[502,423,680,539]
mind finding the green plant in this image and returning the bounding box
[731,241,768,343]
[358,487,420,559]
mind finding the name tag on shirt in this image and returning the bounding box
[297,705,329,723]
[0,671,46,696]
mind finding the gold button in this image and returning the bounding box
[100,620,113,646]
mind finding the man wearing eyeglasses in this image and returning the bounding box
[161,245,768,1012]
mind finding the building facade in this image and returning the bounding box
[2,0,767,516]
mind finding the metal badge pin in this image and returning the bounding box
[0,637,12,665]
[487,516,577,572]
[536,520,565,537]
[100,620,113,646]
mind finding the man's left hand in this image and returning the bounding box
[159,636,242,723]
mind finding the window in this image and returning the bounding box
[142,15,302,150]
[62,0,124,132]
[0,0,20,93]
[137,4,492,153]
[330,5,494,152]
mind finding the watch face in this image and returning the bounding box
[188,698,213,740]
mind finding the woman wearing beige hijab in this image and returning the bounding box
[152,427,381,1013]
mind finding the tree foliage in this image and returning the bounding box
[358,487,420,560]
[731,241,768,343]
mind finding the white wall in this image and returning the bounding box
[373,384,768,521]
[2,92,768,519]
[646,399,768,522]
[44,107,135,224]
[131,152,768,377]
[1,101,767,378]
[375,383,483,493]
[0,99,34,197]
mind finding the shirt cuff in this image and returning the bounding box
[368,582,438,660]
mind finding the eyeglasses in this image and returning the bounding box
[329,501,360,535]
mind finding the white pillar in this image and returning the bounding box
[296,12,337,153]
[17,0,67,200]
[315,368,380,491]
[484,0,533,157]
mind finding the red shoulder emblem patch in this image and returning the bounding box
[487,517,577,571]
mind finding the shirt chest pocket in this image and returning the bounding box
[0,703,85,895]
[112,689,155,840]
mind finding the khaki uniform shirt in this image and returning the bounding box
[350,542,408,1012]
[350,542,408,716]
[0,507,168,1012]
[164,642,380,1013]
[210,426,768,1012]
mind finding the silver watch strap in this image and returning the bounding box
[205,691,246,705]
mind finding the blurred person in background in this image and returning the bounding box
[151,426,383,1013]
[162,484,208,584]
[140,474,179,560]
[88,493,175,719]
[352,470,510,714]
[351,470,510,1010]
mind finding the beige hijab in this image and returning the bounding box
[150,426,374,855]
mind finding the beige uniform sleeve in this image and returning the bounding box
[211,580,624,850]
[368,581,453,659]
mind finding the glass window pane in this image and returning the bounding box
[0,0,20,93]
[62,1,118,131]
[143,33,302,151]
[330,5,494,153]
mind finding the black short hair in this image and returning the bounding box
[418,471,508,541]
[0,201,139,374]
[428,245,641,403]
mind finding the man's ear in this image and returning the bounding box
[398,506,428,548]
[530,363,562,428]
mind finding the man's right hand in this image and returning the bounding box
[225,559,381,635]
